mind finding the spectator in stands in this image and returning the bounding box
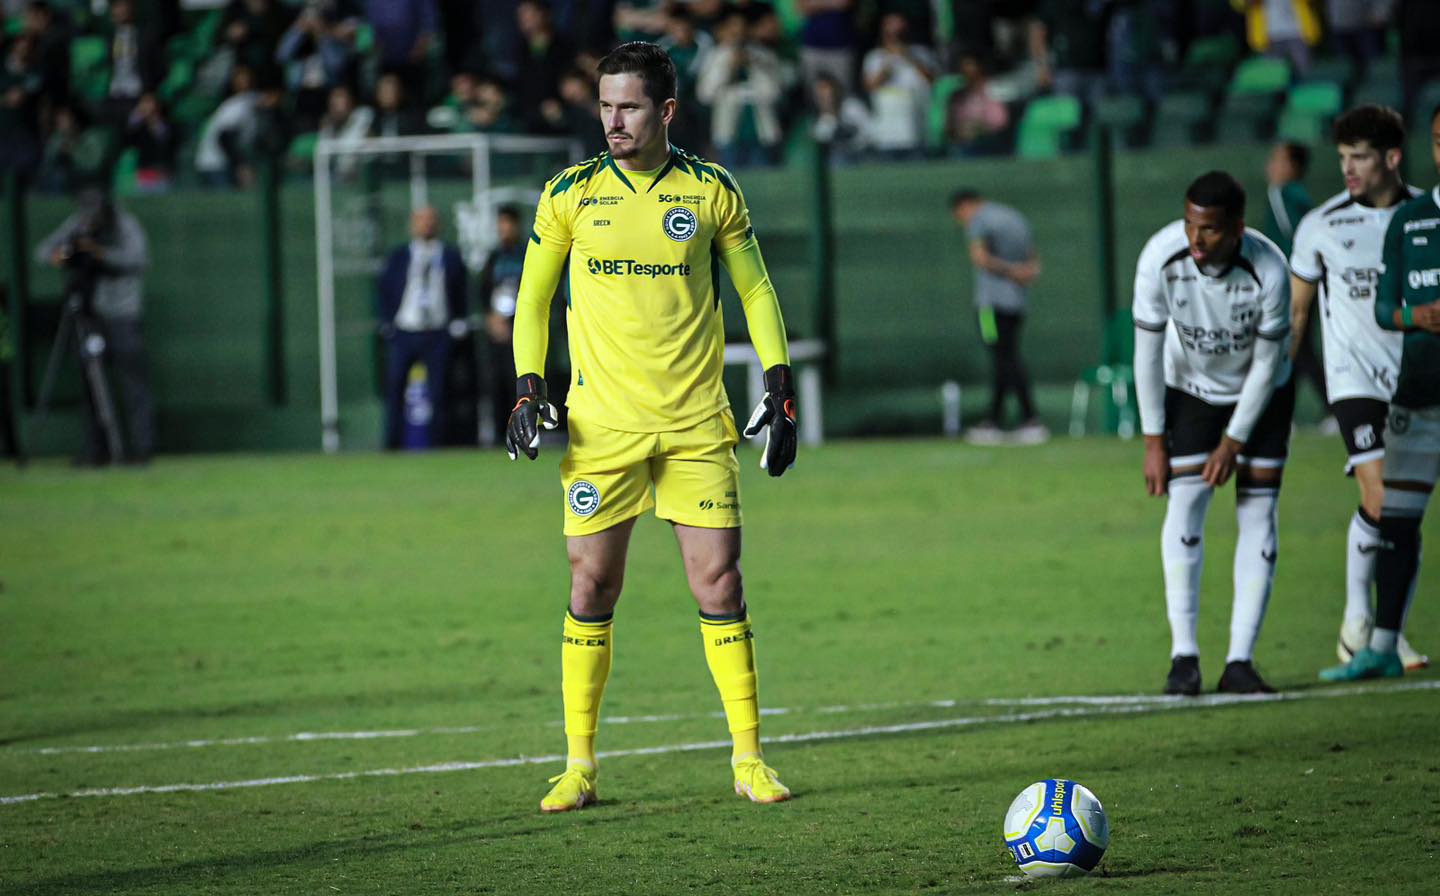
[1031,0,1108,105]
[797,0,857,98]
[658,6,712,152]
[463,75,518,134]
[697,8,785,168]
[370,71,424,137]
[861,12,935,159]
[810,70,870,164]
[1397,0,1440,115]
[124,93,178,192]
[35,189,155,465]
[1105,0,1168,101]
[943,54,1008,156]
[102,0,161,125]
[195,63,262,187]
[613,0,668,43]
[478,204,526,443]
[541,67,606,154]
[221,0,291,73]
[950,188,1046,445]
[513,0,576,134]
[1325,0,1387,74]
[39,103,105,193]
[318,83,372,177]
[0,32,44,175]
[276,0,362,129]
[1234,0,1322,76]
[1262,139,1325,413]
[364,0,438,98]
[22,1,69,107]
[376,206,468,450]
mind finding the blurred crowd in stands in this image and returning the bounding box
[2,0,1438,193]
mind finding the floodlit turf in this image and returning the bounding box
[1,435,1436,895]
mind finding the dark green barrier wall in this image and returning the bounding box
[8,134,1423,453]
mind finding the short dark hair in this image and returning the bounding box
[1185,170,1245,219]
[497,204,521,222]
[1333,104,1406,152]
[596,41,677,109]
[950,188,981,208]
[1279,140,1310,177]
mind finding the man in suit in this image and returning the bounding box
[377,205,468,449]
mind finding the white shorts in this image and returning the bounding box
[1382,405,1440,516]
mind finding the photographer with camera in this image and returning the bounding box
[34,189,154,466]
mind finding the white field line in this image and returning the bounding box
[2,678,1435,807]
[9,681,1437,758]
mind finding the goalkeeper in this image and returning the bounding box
[506,41,796,813]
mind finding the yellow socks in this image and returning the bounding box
[561,612,613,767]
[700,611,762,761]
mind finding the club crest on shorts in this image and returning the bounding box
[568,480,601,517]
[662,206,698,242]
[1354,423,1376,450]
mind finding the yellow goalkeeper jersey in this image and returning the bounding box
[525,147,777,433]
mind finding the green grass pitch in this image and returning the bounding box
[1,435,1437,895]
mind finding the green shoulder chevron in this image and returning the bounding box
[669,147,739,195]
[548,152,608,197]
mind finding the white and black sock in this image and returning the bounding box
[1162,476,1213,658]
[1229,487,1279,663]
[1345,507,1382,626]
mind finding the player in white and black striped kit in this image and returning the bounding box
[1288,105,1429,671]
[1133,172,1294,695]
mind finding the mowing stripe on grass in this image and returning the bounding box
[10,679,1438,757]
[2,678,1435,807]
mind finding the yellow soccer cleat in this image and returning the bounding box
[733,756,791,804]
[540,765,597,813]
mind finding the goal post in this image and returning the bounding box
[311,132,582,452]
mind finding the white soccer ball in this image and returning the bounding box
[1003,779,1110,877]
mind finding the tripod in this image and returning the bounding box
[34,287,126,464]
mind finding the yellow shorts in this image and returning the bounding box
[560,410,742,536]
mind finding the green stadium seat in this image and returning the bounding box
[1016,95,1082,159]
[1218,90,1281,142]
[287,131,319,164]
[1351,66,1402,111]
[70,35,109,103]
[112,147,139,196]
[158,57,194,103]
[1306,56,1356,90]
[928,73,966,149]
[1150,91,1213,147]
[1277,80,1343,142]
[1412,80,1440,126]
[1070,311,1136,438]
[1093,93,1146,147]
[1181,34,1241,84]
[1229,56,1291,96]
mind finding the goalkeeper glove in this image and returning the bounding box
[505,372,560,460]
[743,363,797,477]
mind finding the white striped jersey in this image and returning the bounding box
[1133,220,1292,405]
[1289,187,1420,403]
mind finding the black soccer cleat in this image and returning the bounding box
[1164,655,1201,696]
[1217,660,1277,695]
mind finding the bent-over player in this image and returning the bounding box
[1134,171,1294,696]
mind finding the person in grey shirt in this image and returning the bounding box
[951,188,1046,443]
[35,189,154,464]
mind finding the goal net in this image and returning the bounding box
[311,132,582,452]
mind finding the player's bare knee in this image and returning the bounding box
[1236,465,1283,490]
[568,561,624,617]
[691,564,744,616]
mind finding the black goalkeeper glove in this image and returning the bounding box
[505,372,560,460]
[743,363,797,477]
